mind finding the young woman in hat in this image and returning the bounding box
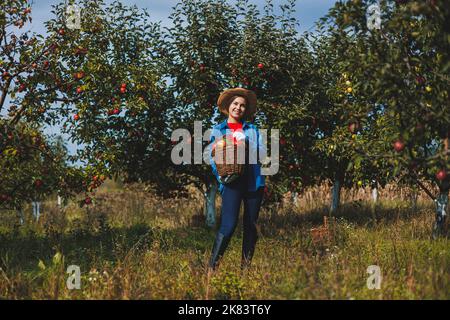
[208,87,266,272]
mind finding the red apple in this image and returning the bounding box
[58,28,65,36]
[257,63,264,69]
[120,87,126,94]
[393,139,405,152]
[73,114,80,121]
[280,138,286,146]
[436,169,447,181]
[416,75,425,85]
[113,108,120,115]
[348,123,355,133]
[18,83,26,92]
[34,179,43,188]
[85,197,92,205]
[43,61,49,69]
[49,43,58,52]
[14,19,24,28]
[75,47,88,55]
[74,71,85,80]
[76,87,83,94]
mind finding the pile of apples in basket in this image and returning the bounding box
[211,131,248,177]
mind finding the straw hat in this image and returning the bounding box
[217,87,257,118]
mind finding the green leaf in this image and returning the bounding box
[38,260,46,270]
[52,252,62,265]
[346,161,353,171]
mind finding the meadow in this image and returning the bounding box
[0,181,449,300]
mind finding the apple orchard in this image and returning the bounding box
[0,0,448,237]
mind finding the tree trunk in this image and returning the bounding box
[291,191,298,206]
[432,190,448,239]
[204,180,218,227]
[32,201,41,221]
[57,194,68,213]
[16,207,24,225]
[410,185,418,213]
[372,187,378,203]
[370,180,378,225]
[330,177,342,215]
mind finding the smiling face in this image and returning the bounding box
[227,96,247,122]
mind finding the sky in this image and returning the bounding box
[16,0,339,157]
[30,0,338,34]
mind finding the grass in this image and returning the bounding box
[0,183,449,299]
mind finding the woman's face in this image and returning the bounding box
[228,96,247,121]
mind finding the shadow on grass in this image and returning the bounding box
[0,223,153,273]
[257,200,436,237]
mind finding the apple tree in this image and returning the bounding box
[162,0,322,224]
[304,22,398,215]
[322,0,449,237]
[0,0,88,212]
[42,0,182,202]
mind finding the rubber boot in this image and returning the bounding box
[241,232,258,270]
[208,232,231,271]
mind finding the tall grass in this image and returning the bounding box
[0,182,448,299]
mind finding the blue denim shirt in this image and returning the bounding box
[208,119,266,195]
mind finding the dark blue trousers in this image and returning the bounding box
[217,171,264,264]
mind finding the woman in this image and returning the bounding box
[208,87,266,272]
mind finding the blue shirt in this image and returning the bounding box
[208,119,266,195]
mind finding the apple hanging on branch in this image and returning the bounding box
[393,139,405,152]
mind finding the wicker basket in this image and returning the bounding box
[212,140,249,177]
